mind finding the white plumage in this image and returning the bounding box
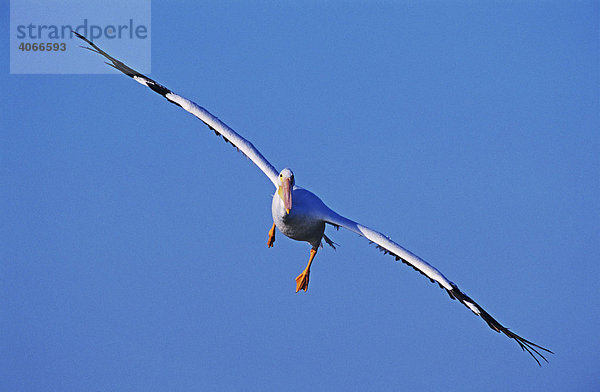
[75,32,551,365]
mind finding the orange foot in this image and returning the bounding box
[295,270,310,292]
[267,225,276,248]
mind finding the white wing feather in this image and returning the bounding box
[322,208,552,365]
[323,210,456,291]
[75,32,280,188]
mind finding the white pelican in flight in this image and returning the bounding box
[75,32,552,365]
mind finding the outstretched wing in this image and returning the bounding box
[74,32,280,188]
[323,209,552,365]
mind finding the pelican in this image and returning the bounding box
[75,32,552,365]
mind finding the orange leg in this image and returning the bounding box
[295,248,317,293]
[267,223,276,248]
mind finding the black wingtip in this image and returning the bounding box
[72,30,87,42]
[448,284,553,365]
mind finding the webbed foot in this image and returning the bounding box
[295,269,310,292]
[267,224,276,248]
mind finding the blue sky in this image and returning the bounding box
[2,1,599,391]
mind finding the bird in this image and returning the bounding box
[74,32,552,365]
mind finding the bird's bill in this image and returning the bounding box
[281,178,292,214]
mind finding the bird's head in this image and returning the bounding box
[277,168,294,214]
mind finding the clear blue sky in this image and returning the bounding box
[2,2,599,391]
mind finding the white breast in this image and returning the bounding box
[271,187,328,248]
